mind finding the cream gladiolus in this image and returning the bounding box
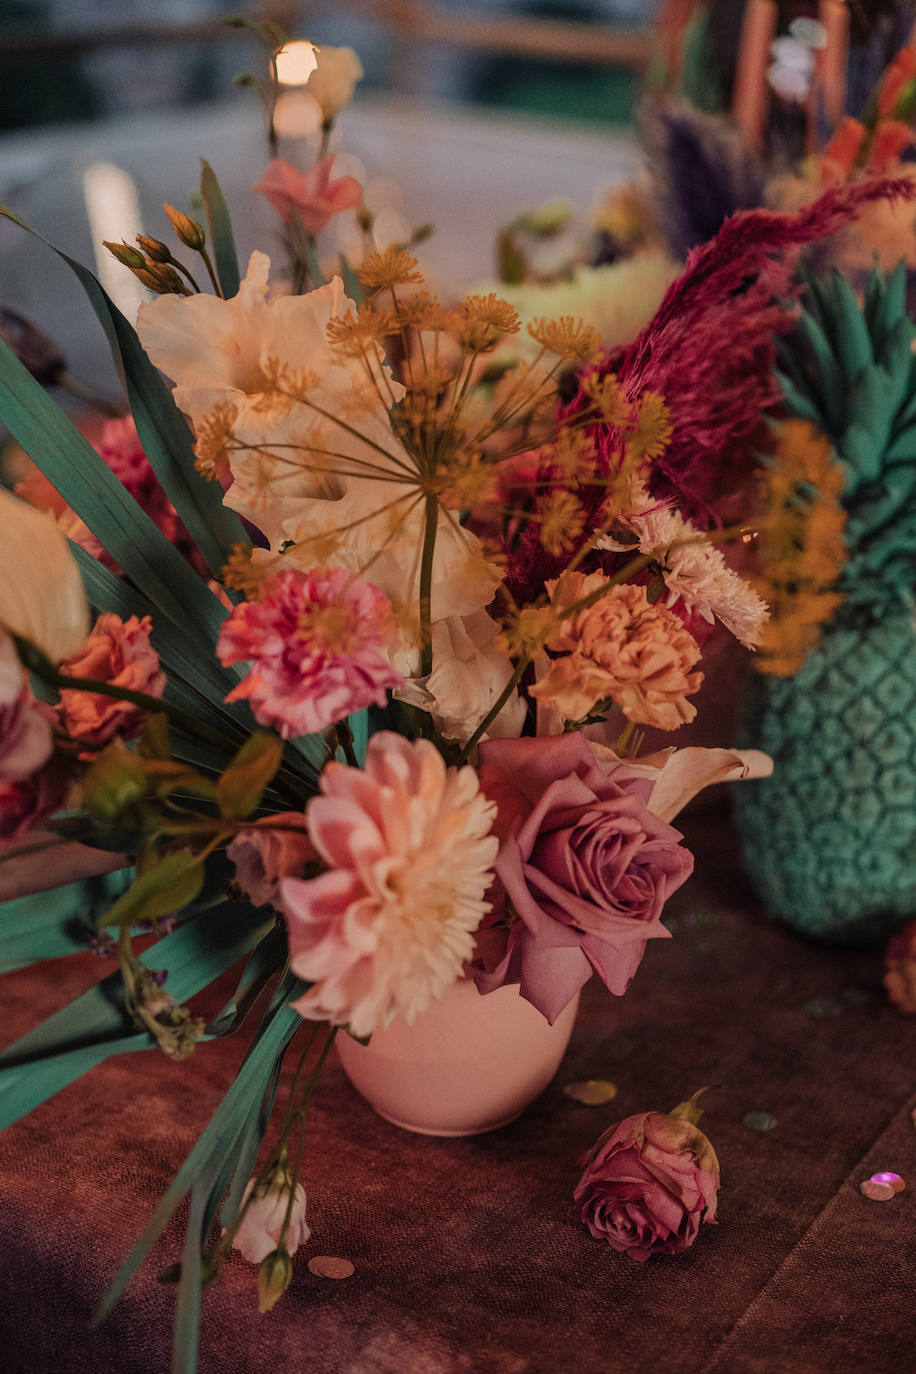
[0,488,90,663]
[307,45,363,122]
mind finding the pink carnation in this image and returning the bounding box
[217,568,401,739]
[18,417,206,577]
[253,156,363,234]
[57,614,165,751]
[0,635,53,782]
[227,813,317,910]
[474,733,692,1023]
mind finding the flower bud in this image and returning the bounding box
[137,261,187,296]
[163,204,206,252]
[81,740,147,822]
[257,1249,293,1314]
[104,240,146,270]
[307,45,363,123]
[136,234,173,265]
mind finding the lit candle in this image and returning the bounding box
[732,0,778,150]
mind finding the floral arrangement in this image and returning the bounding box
[0,27,905,1371]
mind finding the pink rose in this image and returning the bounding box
[573,1108,720,1261]
[0,758,69,843]
[884,921,916,1014]
[57,613,165,751]
[252,156,362,234]
[227,813,317,910]
[474,733,693,1022]
[0,635,53,782]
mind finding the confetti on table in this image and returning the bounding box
[742,1111,778,1132]
[869,1172,905,1194]
[308,1256,355,1280]
[802,995,844,1020]
[563,1079,618,1106]
[859,1178,896,1201]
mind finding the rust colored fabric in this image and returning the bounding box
[0,806,914,1373]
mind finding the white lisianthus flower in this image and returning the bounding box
[231,1171,310,1265]
[307,45,363,122]
[0,488,89,663]
[598,485,769,649]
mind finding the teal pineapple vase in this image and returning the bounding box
[734,264,916,942]
[734,602,916,942]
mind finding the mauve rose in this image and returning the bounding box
[0,636,53,782]
[57,613,165,750]
[227,814,317,910]
[474,733,693,1022]
[573,1108,720,1261]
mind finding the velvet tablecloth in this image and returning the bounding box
[1,806,914,1374]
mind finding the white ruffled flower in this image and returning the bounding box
[598,490,769,649]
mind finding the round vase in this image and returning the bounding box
[335,979,580,1137]
[733,604,916,943]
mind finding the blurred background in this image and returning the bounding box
[0,1,658,130]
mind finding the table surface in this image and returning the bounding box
[0,804,913,1374]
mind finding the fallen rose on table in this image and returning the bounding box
[572,1090,720,1261]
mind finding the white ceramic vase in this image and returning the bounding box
[335,978,580,1137]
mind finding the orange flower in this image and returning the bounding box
[531,574,703,730]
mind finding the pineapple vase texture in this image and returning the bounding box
[734,265,916,942]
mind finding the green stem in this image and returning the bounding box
[418,491,439,677]
[197,246,223,298]
[459,652,532,762]
[50,670,231,752]
[336,718,360,768]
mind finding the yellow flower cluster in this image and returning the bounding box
[754,420,848,676]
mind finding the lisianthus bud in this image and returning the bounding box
[80,739,147,823]
[163,204,206,252]
[141,261,186,296]
[307,45,363,122]
[136,234,173,265]
[0,488,90,663]
[257,1249,293,1314]
[104,240,146,270]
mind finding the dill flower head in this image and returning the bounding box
[283,733,499,1037]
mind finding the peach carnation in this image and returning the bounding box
[282,732,498,1038]
[57,613,165,750]
[217,567,401,738]
[531,574,703,730]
